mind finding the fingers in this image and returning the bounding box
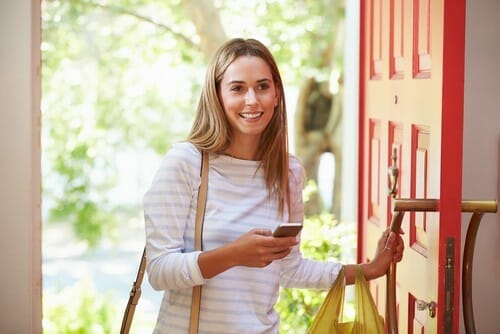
[254,244,293,267]
[383,227,405,237]
[384,231,396,249]
[394,238,404,262]
[381,230,405,263]
[254,228,273,236]
[271,247,292,258]
[241,228,297,267]
[391,234,405,262]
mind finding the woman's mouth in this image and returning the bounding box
[239,112,264,120]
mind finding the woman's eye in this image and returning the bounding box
[258,83,270,90]
[230,86,243,92]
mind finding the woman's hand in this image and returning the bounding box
[344,228,404,284]
[368,228,405,279]
[230,228,299,267]
[198,228,298,279]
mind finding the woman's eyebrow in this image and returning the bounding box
[226,78,272,85]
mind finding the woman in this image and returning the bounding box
[144,38,404,333]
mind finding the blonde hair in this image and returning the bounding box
[188,38,290,218]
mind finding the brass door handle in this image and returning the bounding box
[462,201,497,334]
[385,198,497,334]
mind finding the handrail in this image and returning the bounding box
[393,198,439,212]
[461,201,497,334]
[393,199,497,213]
[460,200,497,213]
[384,199,497,334]
[386,199,439,334]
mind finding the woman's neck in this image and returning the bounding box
[223,138,259,161]
[223,148,258,161]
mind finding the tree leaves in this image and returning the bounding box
[42,0,343,247]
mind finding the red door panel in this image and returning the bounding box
[359,0,465,333]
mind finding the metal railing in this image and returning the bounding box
[385,199,497,334]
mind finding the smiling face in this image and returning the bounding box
[219,56,279,149]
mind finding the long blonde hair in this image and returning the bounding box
[188,38,290,218]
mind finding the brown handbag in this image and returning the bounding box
[120,151,209,334]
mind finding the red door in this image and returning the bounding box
[358,0,465,333]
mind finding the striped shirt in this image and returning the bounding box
[144,142,342,333]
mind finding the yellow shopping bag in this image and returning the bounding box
[308,266,384,334]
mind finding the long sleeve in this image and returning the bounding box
[143,143,208,290]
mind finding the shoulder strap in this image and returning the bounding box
[120,150,209,334]
[120,248,146,334]
[193,150,209,252]
[189,150,208,333]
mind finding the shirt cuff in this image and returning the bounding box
[190,251,209,285]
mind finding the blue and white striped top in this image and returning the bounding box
[144,142,342,333]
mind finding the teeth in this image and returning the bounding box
[240,112,263,119]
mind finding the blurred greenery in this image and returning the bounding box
[41,0,344,246]
[43,279,118,333]
[277,182,356,333]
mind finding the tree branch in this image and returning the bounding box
[50,0,201,50]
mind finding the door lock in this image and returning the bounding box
[416,300,437,318]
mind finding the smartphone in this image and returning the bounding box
[273,222,303,237]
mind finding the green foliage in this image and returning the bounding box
[42,0,203,246]
[43,279,119,334]
[254,0,345,84]
[276,181,356,333]
[44,112,118,247]
[276,212,356,333]
[41,0,344,246]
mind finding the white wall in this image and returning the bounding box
[341,0,359,226]
[0,0,42,332]
[461,0,500,333]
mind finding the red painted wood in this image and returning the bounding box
[357,0,368,264]
[358,0,465,332]
[389,0,405,79]
[438,1,466,332]
[410,125,430,257]
[413,0,432,78]
[370,0,384,79]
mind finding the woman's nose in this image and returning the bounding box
[245,89,258,105]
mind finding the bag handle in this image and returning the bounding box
[120,150,209,334]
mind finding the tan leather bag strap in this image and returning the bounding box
[120,248,146,334]
[189,150,208,333]
[120,151,209,334]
